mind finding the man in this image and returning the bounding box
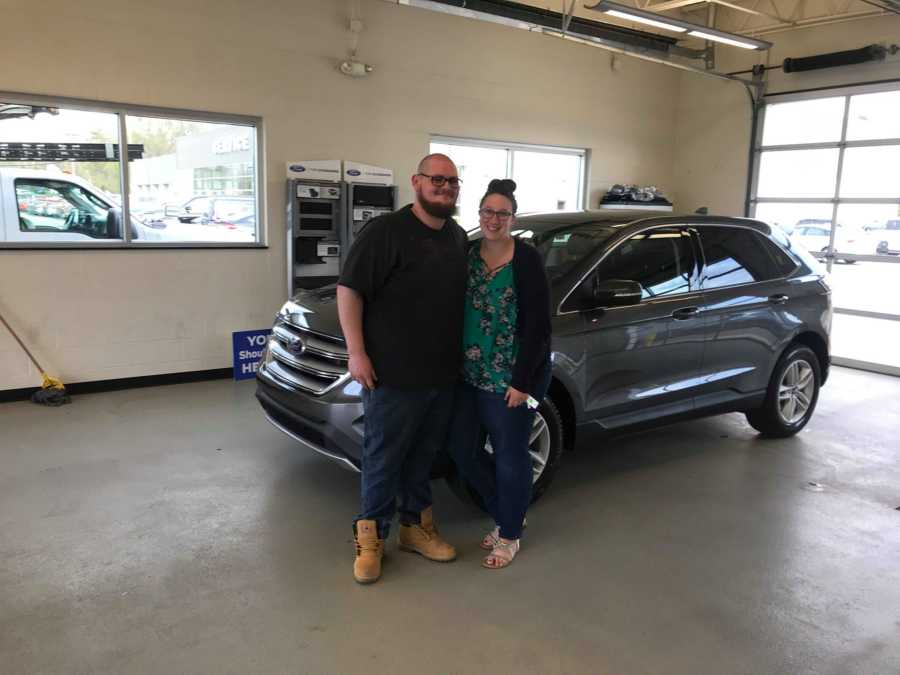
[337,153,468,584]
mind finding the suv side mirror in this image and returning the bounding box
[596,279,642,307]
[577,277,642,310]
[106,207,123,238]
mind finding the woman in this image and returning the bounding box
[449,178,552,569]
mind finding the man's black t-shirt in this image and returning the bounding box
[338,204,468,389]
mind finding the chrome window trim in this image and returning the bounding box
[556,221,797,316]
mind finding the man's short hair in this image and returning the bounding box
[417,153,455,175]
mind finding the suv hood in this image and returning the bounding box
[281,285,343,338]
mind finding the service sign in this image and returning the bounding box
[233,329,273,381]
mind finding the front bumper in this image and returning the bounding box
[255,365,457,479]
[256,365,364,472]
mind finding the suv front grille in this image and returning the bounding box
[267,320,349,395]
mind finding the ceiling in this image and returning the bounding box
[511,0,900,36]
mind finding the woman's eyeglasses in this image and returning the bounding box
[417,173,462,188]
[479,207,513,222]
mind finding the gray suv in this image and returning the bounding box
[256,212,831,503]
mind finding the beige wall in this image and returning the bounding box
[672,14,900,216]
[0,0,681,391]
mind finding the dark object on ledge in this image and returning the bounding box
[600,184,673,211]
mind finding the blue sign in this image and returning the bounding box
[347,169,361,176]
[232,329,272,381]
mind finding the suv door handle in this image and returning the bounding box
[671,307,700,320]
[768,294,789,305]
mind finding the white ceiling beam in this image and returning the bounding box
[642,0,708,11]
[745,8,886,35]
[639,0,788,26]
[708,0,785,23]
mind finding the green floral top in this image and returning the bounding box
[462,247,518,393]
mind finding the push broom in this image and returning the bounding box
[0,309,70,406]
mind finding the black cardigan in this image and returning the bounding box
[470,238,552,397]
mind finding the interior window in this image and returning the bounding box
[594,228,694,299]
[699,226,784,289]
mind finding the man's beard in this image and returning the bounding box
[417,191,457,219]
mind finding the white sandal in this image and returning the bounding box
[480,518,527,550]
[480,526,501,550]
[482,539,520,569]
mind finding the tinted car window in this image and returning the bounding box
[698,226,786,290]
[757,232,798,277]
[595,228,694,299]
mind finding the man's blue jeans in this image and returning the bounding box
[357,385,455,538]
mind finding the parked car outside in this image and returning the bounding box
[255,212,832,505]
[166,195,255,226]
[0,168,156,243]
[0,169,253,243]
[866,219,900,256]
[791,219,872,263]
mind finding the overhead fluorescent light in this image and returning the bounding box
[604,8,686,33]
[688,30,759,50]
[586,0,772,50]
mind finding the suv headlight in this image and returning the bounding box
[261,338,276,369]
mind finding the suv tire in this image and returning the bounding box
[746,344,821,438]
[446,395,565,509]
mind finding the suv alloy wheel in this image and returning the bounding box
[746,344,821,437]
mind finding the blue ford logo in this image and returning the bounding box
[347,169,361,176]
[290,164,306,172]
[286,337,306,355]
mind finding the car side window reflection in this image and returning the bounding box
[593,228,694,300]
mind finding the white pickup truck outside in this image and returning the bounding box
[1,168,253,244]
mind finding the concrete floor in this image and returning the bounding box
[1,367,899,675]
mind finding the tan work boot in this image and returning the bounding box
[398,506,457,562]
[353,520,384,584]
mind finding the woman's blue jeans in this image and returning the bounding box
[448,363,552,540]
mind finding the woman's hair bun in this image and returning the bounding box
[488,178,517,194]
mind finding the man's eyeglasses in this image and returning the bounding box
[417,173,462,188]
[479,207,513,222]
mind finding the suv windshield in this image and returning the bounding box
[525,223,617,281]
